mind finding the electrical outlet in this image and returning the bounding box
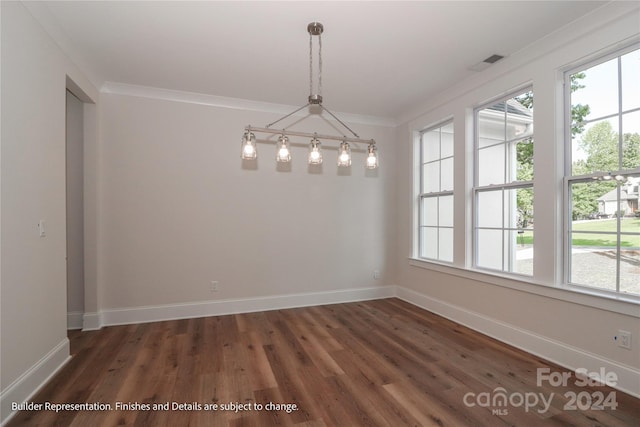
[210,281,219,292]
[373,270,380,280]
[616,330,631,349]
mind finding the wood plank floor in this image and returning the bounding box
[7,298,639,426]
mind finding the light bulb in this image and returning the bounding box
[308,138,323,165]
[240,131,257,160]
[337,141,352,167]
[278,147,290,159]
[243,144,255,156]
[365,143,378,169]
[276,135,291,163]
[366,156,377,168]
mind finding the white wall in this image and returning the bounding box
[0,2,98,421]
[394,3,640,396]
[1,1,394,419]
[97,91,396,317]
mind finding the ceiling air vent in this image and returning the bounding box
[468,54,505,72]
[483,54,504,64]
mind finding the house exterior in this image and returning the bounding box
[597,177,640,216]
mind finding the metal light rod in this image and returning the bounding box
[245,126,375,145]
[264,103,310,129]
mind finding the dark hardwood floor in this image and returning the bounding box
[6,298,639,426]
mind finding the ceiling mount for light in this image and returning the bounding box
[240,22,378,169]
[307,21,323,36]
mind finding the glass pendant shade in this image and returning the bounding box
[337,141,352,167]
[308,138,323,165]
[365,143,379,169]
[276,135,291,162]
[241,131,257,160]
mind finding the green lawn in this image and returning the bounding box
[571,218,640,247]
[515,218,640,247]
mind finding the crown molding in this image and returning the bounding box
[21,1,104,90]
[101,82,397,128]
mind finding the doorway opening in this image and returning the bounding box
[66,89,85,330]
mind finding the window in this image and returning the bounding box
[566,45,640,296]
[474,89,534,275]
[418,121,454,262]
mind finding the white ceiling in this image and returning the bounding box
[34,1,607,119]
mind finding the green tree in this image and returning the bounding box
[571,122,617,219]
[515,91,534,179]
[575,122,640,172]
[570,72,590,136]
[571,122,640,219]
[579,120,618,172]
[514,92,534,228]
[516,187,534,228]
[513,74,590,227]
[623,133,640,170]
[570,180,616,220]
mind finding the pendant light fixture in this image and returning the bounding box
[240,22,378,169]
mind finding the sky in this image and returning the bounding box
[571,47,640,164]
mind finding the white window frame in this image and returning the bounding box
[417,119,454,263]
[563,43,640,297]
[473,87,534,276]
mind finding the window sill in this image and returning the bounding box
[408,258,639,317]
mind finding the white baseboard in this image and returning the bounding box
[0,338,70,426]
[100,285,396,327]
[396,286,640,399]
[82,311,102,331]
[67,311,84,330]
